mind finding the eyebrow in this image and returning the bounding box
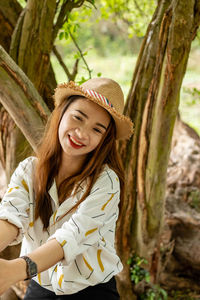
[75,109,108,130]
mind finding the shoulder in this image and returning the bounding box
[12,156,37,178]
[77,165,120,213]
[91,165,120,192]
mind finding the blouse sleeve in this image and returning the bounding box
[47,167,122,294]
[0,157,33,245]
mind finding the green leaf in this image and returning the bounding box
[59,32,64,40]
[127,257,132,265]
[160,288,168,299]
[135,277,139,284]
[74,53,81,59]
[145,273,150,283]
[64,32,69,40]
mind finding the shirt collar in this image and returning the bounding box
[48,179,59,208]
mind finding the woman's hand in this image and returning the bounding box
[0,258,26,295]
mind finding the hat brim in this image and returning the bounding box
[54,81,134,140]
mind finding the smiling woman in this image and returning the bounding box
[57,97,111,188]
[58,97,111,161]
[0,77,133,299]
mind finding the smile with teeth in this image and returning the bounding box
[69,135,84,146]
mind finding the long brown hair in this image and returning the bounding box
[34,96,124,229]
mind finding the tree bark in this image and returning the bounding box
[0,0,57,180]
[0,0,21,52]
[116,0,200,298]
[12,0,56,93]
[0,46,50,152]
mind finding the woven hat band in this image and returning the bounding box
[85,88,113,108]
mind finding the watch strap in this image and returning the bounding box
[21,255,38,280]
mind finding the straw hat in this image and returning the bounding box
[54,77,134,140]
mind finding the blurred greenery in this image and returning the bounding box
[180,45,200,135]
[16,0,200,135]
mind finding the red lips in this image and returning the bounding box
[68,135,85,149]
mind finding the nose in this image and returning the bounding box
[75,125,88,140]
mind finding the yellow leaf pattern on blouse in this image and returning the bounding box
[83,255,93,271]
[21,179,29,192]
[97,249,104,272]
[58,274,64,288]
[85,227,98,236]
[7,186,20,193]
[60,240,67,247]
[38,273,41,285]
[53,211,57,223]
[101,193,115,211]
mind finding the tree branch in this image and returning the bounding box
[69,30,92,79]
[53,0,85,41]
[134,0,147,17]
[0,46,50,151]
[72,58,79,80]
[52,46,79,81]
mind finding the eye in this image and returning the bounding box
[93,128,103,134]
[74,115,82,121]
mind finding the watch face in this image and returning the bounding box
[29,261,38,277]
[21,256,38,280]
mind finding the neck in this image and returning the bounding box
[56,153,86,186]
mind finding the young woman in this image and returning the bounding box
[0,77,133,299]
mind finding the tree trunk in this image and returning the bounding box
[0,0,21,52]
[0,0,56,181]
[0,46,50,149]
[158,116,200,294]
[116,0,200,298]
[10,0,56,93]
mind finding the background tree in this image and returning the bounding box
[115,0,200,299]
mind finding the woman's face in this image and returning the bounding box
[58,98,111,162]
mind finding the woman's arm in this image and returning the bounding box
[0,220,19,252]
[0,238,64,295]
[26,238,64,273]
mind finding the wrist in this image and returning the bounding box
[9,258,27,283]
[20,256,38,280]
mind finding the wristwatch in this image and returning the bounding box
[21,256,38,280]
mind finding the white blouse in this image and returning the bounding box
[0,157,123,295]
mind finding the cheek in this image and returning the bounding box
[91,134,103,149]
[58,119,66,141]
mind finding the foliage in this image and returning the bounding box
[99,0,157,37]
[183,87,200,106]
[169,289,197,299]
[127,254,168,300]
[140,285,168,300]
[188,189,200,212]
[57,1,138,56]
[17,0,26,7]
[127,253,150,284]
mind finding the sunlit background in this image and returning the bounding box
[18,0,200,135]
